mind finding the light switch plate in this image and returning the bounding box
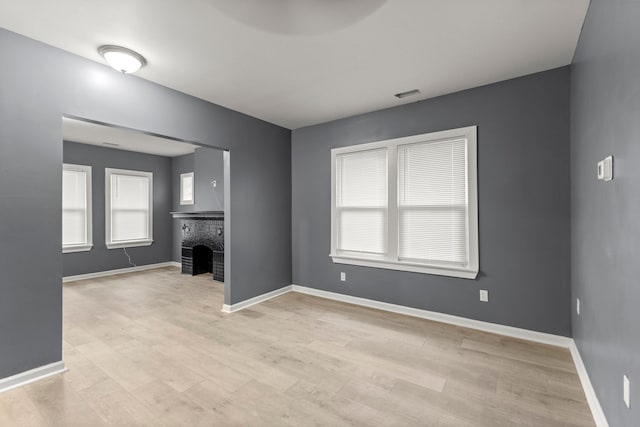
[479,289,489,302]
[624,375,630,409]
[597,156,613,181]
[577,298,580,316]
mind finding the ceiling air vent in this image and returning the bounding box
[394,89,421,99]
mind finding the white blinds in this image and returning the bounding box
[110,174,150,242]
[336,148,388,254]
[398,138,468,265]
[62,169,88,246]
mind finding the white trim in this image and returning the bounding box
[291,284,571,348]
[105,168,153,249]
[0,361,67,394]
[105,239,153,250]
[330,126,478,279]
[63,244,94,254]
[569,341,610,427]
[180,172,195,205]
[221,285,293,313]
[63,261,180,283]
[62,163,93,253]
[331,256,478,279]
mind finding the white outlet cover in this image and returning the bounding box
[624,375,630,409]
[479,290,489,302]
[577,298,580,315]
[340,272,346,282]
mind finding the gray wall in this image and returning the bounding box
[171,153,194,261]
[194,147,225,212]
[170,148,225,262]
[292,67,571,336]
[63,141,172,276]
[0,28,291,379]
[571,0,640,425]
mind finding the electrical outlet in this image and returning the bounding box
[479,289,489,302]
[624,375,631,409]
[340,272,346,282]
[577,298,580,316]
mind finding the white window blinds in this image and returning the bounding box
[330,126,478,279]
[110,174,150,242]
[63,164,92,252]
[63,168,88,246]
[106,168,153,248]
[336,148,388,254]
[398,139,468,266]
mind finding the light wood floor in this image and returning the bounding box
[0,267,594,426]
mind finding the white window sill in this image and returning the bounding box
[106,240,153,250]
[63,244,93,254]
[330,255,478,280]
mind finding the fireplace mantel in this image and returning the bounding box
[170,211,223,219]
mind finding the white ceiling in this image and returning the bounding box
[63,117,197,157]
[0,0,589,129]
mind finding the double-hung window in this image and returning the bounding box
[105,168,153,249]
[62,164,92,253]
[331,126,478,279]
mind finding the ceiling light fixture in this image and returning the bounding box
[98,45,147,74]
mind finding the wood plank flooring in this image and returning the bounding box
[0,267,595,426]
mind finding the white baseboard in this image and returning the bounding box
[63,261,181,283]
[291,285,572,348]
[569,341,609,427]
[0,361,67,394]
[221,285,293,313]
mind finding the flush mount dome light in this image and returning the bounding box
[98,45,147,74]
[210,0,387,35]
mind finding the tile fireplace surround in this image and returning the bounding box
[171,211,224,282]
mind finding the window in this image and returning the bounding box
[62,164,92,253]
[180,172,194,205]
[105,168,153,249]
[330,126,478,279]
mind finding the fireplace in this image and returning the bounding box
[171,211,224,282]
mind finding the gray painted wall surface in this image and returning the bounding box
[0,28,291,379]
[571,1,640,425]
[63,141,172,276]
[170,148,225,262]
[194,147,225,212]
[171,153,194,262]
[292,67,571,336]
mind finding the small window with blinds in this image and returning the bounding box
[105,168,153,249]
[62,164,93,253]
[336,148,388,255]
[330,126,478,279]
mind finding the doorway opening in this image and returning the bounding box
[61,115,230,306]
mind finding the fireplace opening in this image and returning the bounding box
[193,245,213,275]
[182,245,214,277]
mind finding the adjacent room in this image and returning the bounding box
[0,1,637,426]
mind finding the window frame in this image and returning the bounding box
[105,168,154,249]
[62,163,93,253]
[330,126,478,279]
[180,172,195,205]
